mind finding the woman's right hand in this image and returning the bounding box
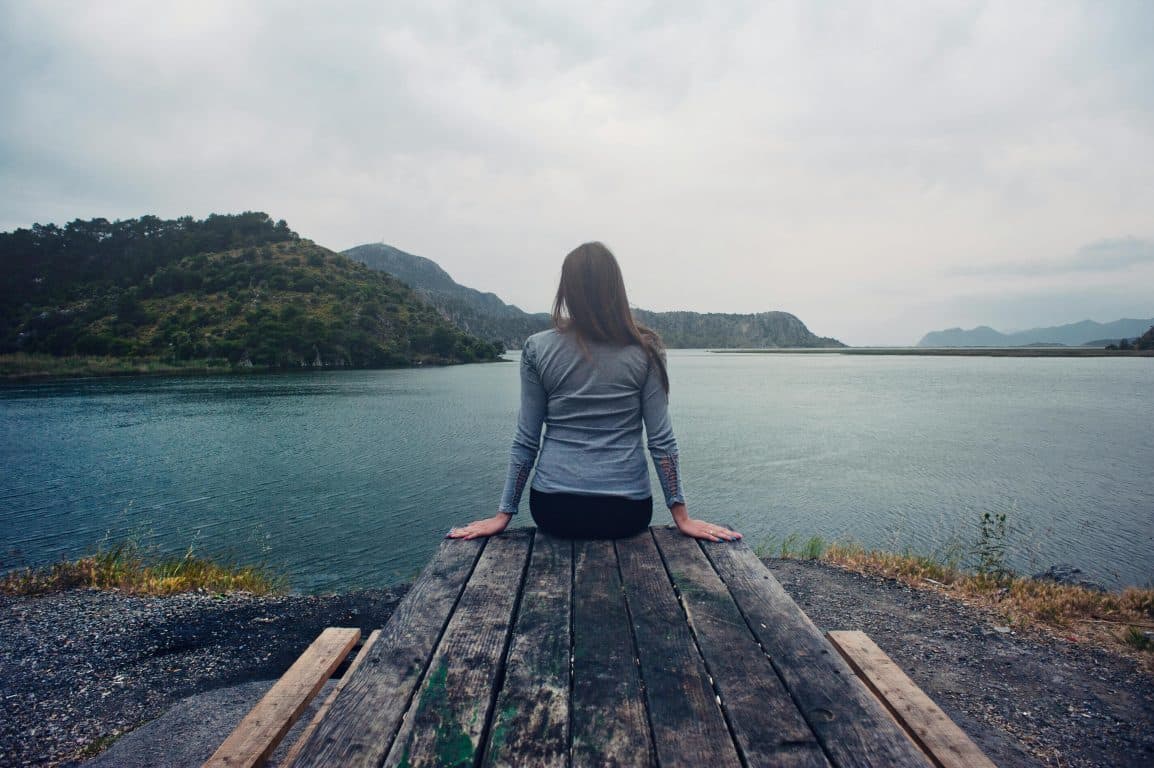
[447,513,512,540]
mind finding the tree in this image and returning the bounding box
[1137,326,1154,351]
[431,326,456,356]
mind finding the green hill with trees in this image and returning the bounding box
[0,213,502,374]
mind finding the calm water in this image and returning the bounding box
[2,352,1151,591]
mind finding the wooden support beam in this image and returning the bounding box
[827,631,998,768]
[281,629,382,767]
[204,627,360,768]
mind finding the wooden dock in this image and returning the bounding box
[208,527,994,768]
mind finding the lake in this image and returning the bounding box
[2,351,1151,591]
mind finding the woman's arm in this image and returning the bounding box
[640,355,685,509]
[448,342,546,540]
[641,358,741,543]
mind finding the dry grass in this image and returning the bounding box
[770,538,1154,664]
[1,541,285,597]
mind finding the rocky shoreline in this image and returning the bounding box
[2,560,1151,768]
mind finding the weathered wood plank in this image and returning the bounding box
[652,527,830,768]
[383,529,533,768]
[287,537,486,767]
[615,531,741,768]
[482,533,571,768]
[571,539,655,768]
[828,631,998,768]
[281,629,381,767]
[704,542,934,768]
[205,627,360,768]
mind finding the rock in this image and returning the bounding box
[1031,564,1107,593]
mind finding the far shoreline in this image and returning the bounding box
[0,353,509,384]
[710,346,1154,357]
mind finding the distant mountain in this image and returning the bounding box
[632,309,844,348]
[344,242,845,348]
[918,318,1154,348]
[343,243,550,346]
[0,214,502,368]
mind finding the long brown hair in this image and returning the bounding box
[551,242,670,393]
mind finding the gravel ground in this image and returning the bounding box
[2,560,1151,767]
[0,587,407,767]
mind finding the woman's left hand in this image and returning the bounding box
[676,518,742,542]
[670,504,741,542]
[447,513,512,540]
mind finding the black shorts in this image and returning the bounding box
[529,489,653,540]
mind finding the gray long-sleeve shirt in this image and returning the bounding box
[498,328,685,514]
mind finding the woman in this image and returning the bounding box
[448,242,741,543]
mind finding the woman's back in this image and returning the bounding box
[524,328,660,499]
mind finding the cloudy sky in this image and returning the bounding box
[2,1,1151,344]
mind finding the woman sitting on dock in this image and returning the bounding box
[449,242,742,543]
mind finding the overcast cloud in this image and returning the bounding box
[2,0,1151,344]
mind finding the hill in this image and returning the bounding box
[918,318,1154,347]
[344,243,844,348]
[343,243,550,346]
[632,309,844,348]
[0,214,502,370]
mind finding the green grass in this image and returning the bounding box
[1,539,285,596]
[753,533,828,560]
[1123,627,1154,652]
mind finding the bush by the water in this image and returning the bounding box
[1,540,284,596]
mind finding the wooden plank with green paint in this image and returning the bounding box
[652,527,830,768]
[482,532,572,768]
[703,541,934,768]
[287,536,486,768]
[571,539,655,768]
[615,531,741,768]
[383,529,533,768]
